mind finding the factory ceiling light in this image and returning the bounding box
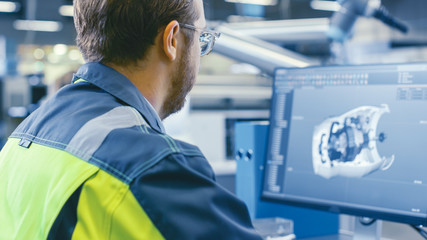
[13,20,63,32]
[59,5,73,17]
[224,0,278,6]
[0,1,20,12]
[310,0,341,12]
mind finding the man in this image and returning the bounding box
[0,0,262,239]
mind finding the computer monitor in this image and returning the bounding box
[262,63,427,234]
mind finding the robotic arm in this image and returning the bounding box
[327,0,408,42]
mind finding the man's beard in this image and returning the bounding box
[160,50,196,120]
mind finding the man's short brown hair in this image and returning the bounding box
[73,0,199,66]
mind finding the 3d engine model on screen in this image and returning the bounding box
[312,104,394,179]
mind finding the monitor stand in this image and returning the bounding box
[298,217,383,240]
[353,217,382,240]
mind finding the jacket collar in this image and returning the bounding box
[73,62,165,133]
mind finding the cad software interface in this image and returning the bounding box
[263,63,427,222]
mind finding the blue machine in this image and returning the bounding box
[235,121,339,239]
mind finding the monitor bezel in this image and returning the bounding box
[261,62,427,226]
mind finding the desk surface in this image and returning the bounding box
[295,219,425,240]
[298,234,354,240]
[298,234,393,240]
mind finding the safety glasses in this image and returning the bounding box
[180,24,221,56]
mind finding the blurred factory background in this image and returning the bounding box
[0,0,425,171]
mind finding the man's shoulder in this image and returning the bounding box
[13,84,207,184]
[92,126,208,183]
[103,125,204,158]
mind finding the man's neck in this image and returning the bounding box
[106,60,170,117]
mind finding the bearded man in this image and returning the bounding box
[0,0,262,239]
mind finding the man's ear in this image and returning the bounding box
[163,20,180,61]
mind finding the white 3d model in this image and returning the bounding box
[312,104,394,179]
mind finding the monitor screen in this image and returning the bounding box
[262,62,427,226]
